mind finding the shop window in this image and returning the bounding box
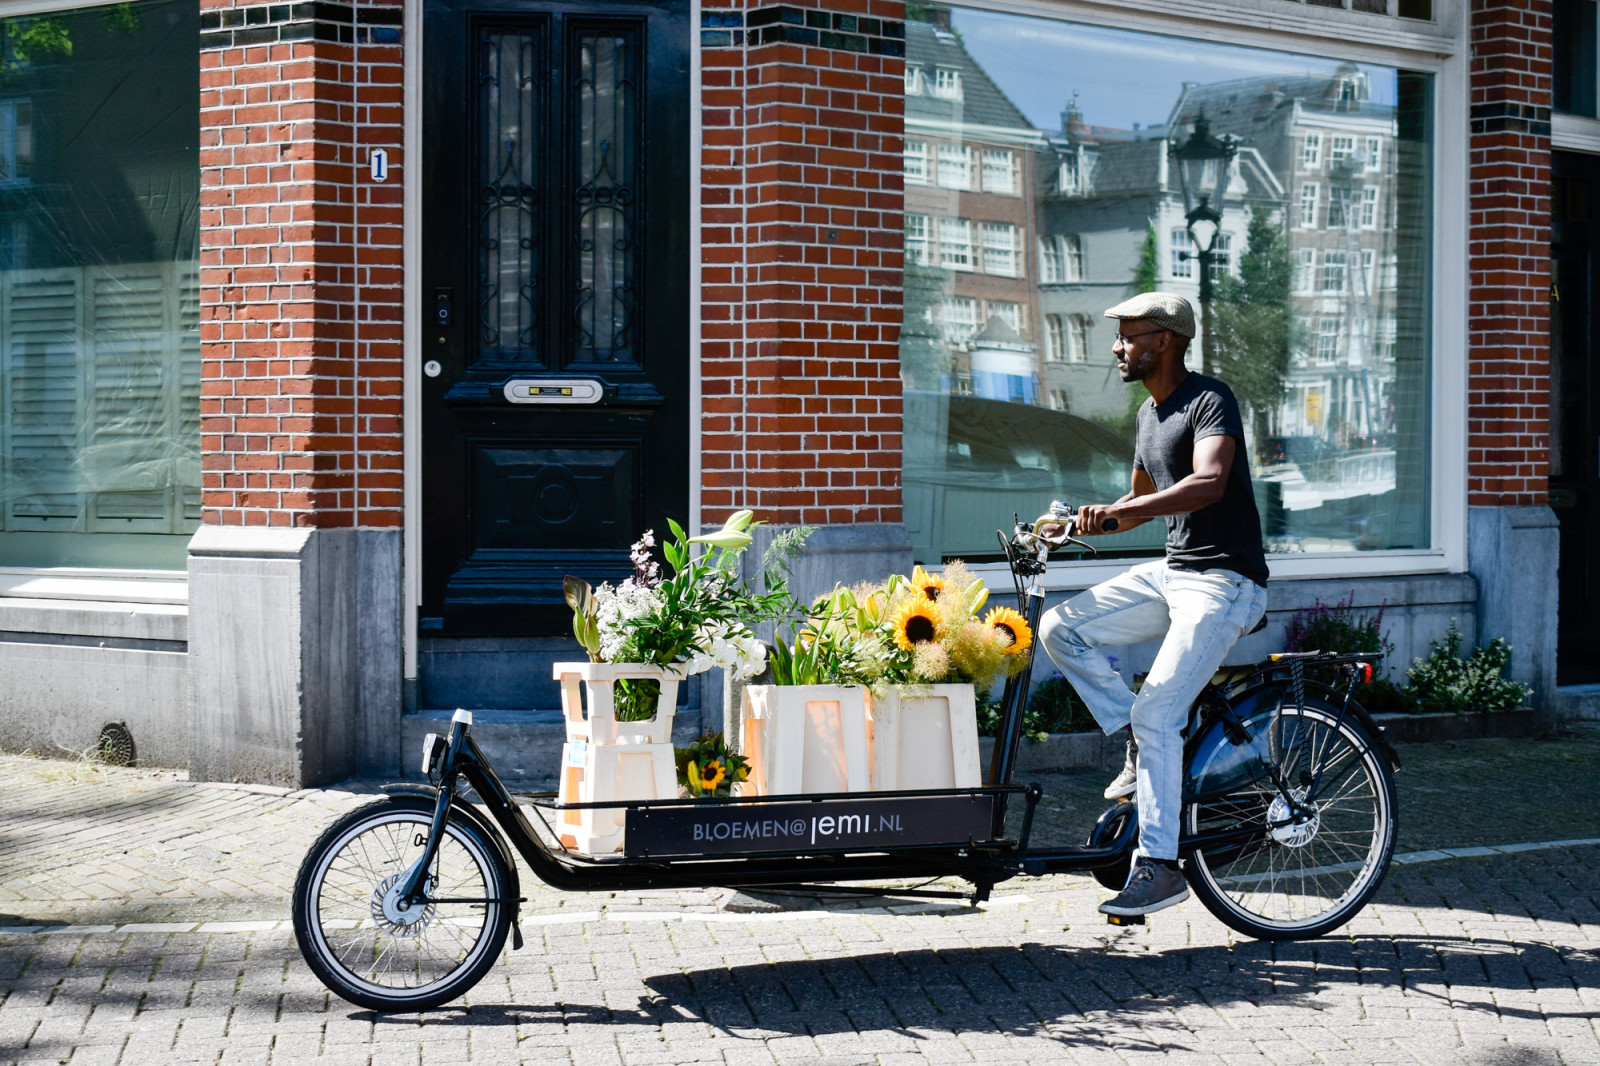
[900,4,1434,563]
[0,1,199,570]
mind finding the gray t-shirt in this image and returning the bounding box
[1132,372,1269,586]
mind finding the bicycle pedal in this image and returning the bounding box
[1105,913,1146,927]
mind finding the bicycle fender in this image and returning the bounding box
[378,784,524,929]
[1224,680,1402,772]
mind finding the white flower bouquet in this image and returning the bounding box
[564,511,800,720]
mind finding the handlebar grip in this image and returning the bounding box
[1102,517,1120,532]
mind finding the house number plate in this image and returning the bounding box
[503,379,603,404]
[624,794,996,858]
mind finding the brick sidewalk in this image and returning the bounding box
[2,753,1598,1065]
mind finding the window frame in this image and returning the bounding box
[892,0,1469,587]
[980,221,1020,277]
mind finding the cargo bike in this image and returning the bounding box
[292,504,1402,1011]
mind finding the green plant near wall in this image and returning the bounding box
[1404,619,1531,713]
[1283,596,1408,712]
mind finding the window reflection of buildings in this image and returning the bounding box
[904,18,1042,403]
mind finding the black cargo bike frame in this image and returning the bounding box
[293,503,1402,1010]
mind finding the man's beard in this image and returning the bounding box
[1117,348,1158,382]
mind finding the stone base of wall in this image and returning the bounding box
[0,599,188,768]
[187,526,402,787]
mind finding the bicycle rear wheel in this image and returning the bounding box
[292,795,512,1011]
[1184,698,1396,940]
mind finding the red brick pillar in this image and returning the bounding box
[699,1,907,530]
[1468,0,1551,508]
[190,0,404,785]
[1466,0,1557,706]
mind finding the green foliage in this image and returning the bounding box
[1283,596,1405,712]
[1130,224,1160,295]
[1207,205,1291,436]
[975,674,1096,742]
[761,524,817,595]
[1404,620,1531,713]
[103,4,143,35]
[674,731,750,797]
[1284,596,1391,657]
[2,16,72,71]
[563,577,602,662]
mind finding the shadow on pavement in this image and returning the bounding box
[350,934,1598,1046]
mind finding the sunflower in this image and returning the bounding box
[699,759,726,791]
[984,606,1034,655]
[911,564,948,602]
[891,597,943,650]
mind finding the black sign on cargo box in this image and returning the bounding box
[624,795,997,858]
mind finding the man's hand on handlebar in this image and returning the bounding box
[1074,504,1122,535]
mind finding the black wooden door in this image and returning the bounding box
[422,0,689,636]
[1552,151,1600,685]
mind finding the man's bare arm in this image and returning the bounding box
[1077,436,1235,534]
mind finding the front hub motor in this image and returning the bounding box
[373,873,434,937]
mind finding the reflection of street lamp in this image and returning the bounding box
[1170,115,1238,376]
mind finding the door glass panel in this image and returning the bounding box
[0,0,199,570]
[573,30,638,365]
[477,26,543,366]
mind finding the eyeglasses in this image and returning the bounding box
[1113,327,1169,346]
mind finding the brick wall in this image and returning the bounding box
[1467,0,1552,508]
[198,0,404,528]
[699,1,907,527]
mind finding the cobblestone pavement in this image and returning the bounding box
[2,730,1598,1066]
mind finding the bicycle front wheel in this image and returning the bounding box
[1184,698,1397,940]
[292,795,512,1011]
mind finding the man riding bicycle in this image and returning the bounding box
[1037,292,1269,919]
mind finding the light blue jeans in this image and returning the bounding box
[1038,560,1268,862]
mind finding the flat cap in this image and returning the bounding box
[1103,292,1196,338]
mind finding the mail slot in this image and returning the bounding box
[503,379,604,404]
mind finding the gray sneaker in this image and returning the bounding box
[1104,738,1137,800]
[1099,858,1189,917]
